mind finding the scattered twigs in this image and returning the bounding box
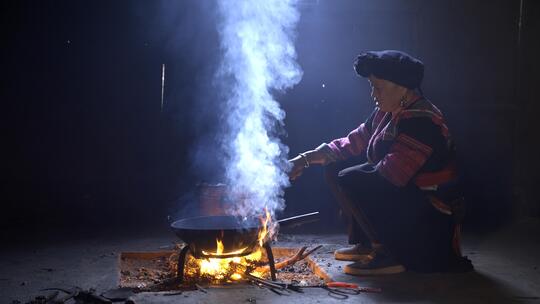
[41,287,79,303]
[268,287,288,296]
[39,287,112,304]
[163,291,184,296]
[302,283,382,294]
[355,286,382,293]
[257,245,323,273]
[136,277,200,293]
[195,283,208,293]
[28,290,60,303]
[45,290,59,302]
[276,245,323,268]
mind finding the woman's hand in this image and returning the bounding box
[288,150,328,181]
[289,155,306,181]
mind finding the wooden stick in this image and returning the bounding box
[160,64,165,112]
[257,245,323,273]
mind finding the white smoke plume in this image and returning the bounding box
[216,0,303,218]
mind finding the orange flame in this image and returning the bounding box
[193,238,264,282]
[187,207,272,282]
[257,207,272,247]
[201,241,248,257]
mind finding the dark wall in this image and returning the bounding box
[2,0,538,237]
[514,0,540,217]
[1,0,219,233]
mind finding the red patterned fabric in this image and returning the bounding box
[378,134,433,186]
[323,97,456,187]
[415,163,458,187]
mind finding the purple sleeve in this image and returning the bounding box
[315,109,377,164]
[326,123,371,161]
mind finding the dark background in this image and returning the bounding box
[2,0,539,239]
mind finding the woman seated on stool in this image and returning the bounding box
[289,50,473,275]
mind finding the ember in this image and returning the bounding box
[119,247,328,291]
[182,241,265,283]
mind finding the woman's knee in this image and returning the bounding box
[324,162,340,183]
[337,167,359,190]
[337,164,382,191]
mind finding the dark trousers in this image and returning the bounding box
[325,161,455,272]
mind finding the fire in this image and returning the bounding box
[190,239,264,282]
[198,240,243,280]
[201,240,248,257]
[258,207,272,247]
[185,208,273,283]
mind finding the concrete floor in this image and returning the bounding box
[1,218,539,303]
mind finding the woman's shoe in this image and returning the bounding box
[344,253,405,275]
[334,244,374,261]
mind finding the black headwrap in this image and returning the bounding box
[354,50,424,93]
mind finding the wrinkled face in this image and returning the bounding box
[368,75,407,113]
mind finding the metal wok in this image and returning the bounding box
[171,212,319,258]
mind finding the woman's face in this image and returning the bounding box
[367,75,407,113]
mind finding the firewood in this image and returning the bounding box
[257,245,323,273]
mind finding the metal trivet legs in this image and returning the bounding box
[176,242,277,282]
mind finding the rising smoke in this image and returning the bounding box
[216,1,303,218]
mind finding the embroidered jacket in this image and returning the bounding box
[318,97,456,187]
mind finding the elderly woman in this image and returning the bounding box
[289,50,472,275]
